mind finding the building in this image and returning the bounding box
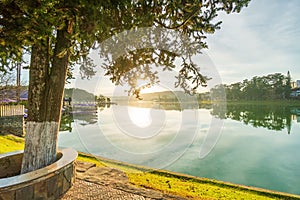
[291,80,300,89]
[291,88,300,97]
[291,81,297,89]
[290,79,300,97]
[297,80,300,88]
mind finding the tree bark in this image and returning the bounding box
[21,22,71,174]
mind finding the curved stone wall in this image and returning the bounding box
[0,148,77,200]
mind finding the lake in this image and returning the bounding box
[58,102,300,195]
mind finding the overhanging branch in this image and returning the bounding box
[154,6,199,30]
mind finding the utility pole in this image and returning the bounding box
[16,63,21,102]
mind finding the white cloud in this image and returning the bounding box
[205,0,300,84]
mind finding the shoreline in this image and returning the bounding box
[200,99,300,106]
[1,135,300,199]
[78,151,300,199]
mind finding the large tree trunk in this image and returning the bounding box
[21,23,71,174]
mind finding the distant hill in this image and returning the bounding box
[64,88,95,102]
[112,91,197,102]
[141,91,194,101]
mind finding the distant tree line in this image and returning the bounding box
[95,94,111,107]
[210,72,292,101]
[64,88,111,104]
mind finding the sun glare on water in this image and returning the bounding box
[128,107,152,128]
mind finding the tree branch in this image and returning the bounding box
[154,6,199,30]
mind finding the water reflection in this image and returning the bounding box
[58,101,300,195]
[60,103,102,131]
[119,101,300,134]
[211,103,300,134]
[60,113,74,132]
[60,101,300,134]
[117,100,200,111]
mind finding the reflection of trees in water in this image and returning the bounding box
[73,105,98,126]
[74,113,98,126]
[60,113,74,132]
[96,102,111,109]
[211,103,299,134]
[60,104,112,131]
[126,101,200,111]
[60,101,300,134]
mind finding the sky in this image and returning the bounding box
[20,0,300,95]
[205,0,300,85]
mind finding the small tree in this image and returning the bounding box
[96,95,107,103]
[285,71,292,99]
[0,71,15,101]
[0,0,250,174]
[0,71,15,86]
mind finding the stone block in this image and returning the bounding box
[0,149,77,200]
[16,185,33,200]
[33,180,47,199]
[75,161,96,172]
[0,191,15,200]
[47,174,62,198]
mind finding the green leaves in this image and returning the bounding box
[0,0,250,95]
[175,58,211,95]
[213,72,292,101]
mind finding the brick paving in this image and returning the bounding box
[61,179,151,200]
[59,161,187,200]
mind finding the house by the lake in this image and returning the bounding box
[290,80,300,98]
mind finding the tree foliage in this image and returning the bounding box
[211,72,292,101]
[1,0,250,94]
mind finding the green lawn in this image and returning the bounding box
[1,134,300,200]
[0,134,24,154]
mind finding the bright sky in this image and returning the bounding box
[21,0,300,96]
[205,0,300,85]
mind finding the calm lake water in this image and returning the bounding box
[58,102,300,195]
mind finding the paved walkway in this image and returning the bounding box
[60,161,187,200]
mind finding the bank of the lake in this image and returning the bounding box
[1,135,300,199]
[202,99,300,106]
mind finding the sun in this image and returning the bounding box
[128,107,152,128]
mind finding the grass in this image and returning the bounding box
[0,134,24,154]
[77,152,300,200]
[128,173,274,200]
[76,152,106,167]
[1,134,300,199]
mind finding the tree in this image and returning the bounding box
[0,0,250,174]
[285,71,292,99]
[96,95,107,103]
[222,73,292,101]
[0,71,15,88]
[0,71,16,102]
